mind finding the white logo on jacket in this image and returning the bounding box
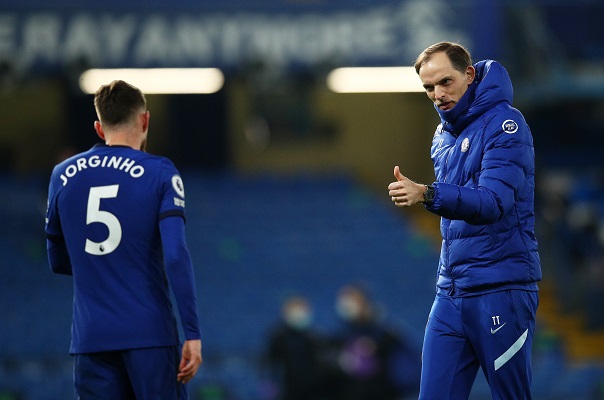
[502,119,518,134]
[461,138,470,152]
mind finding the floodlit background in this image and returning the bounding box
[1,0,604,399]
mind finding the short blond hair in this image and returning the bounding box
[414,41,472,75]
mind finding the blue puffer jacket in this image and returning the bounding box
[425,60,541,296]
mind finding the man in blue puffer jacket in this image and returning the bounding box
[388,41,541,399]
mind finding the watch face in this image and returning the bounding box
[424,186,435,202]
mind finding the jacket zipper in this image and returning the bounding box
[443,144,453,273]
[443,139,454,294]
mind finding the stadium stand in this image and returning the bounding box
[1,171,603,399]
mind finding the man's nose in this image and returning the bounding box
[434,86,445,100]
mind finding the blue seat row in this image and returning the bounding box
[2,171,602,399]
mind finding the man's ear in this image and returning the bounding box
[94,121,106,141]
[141,111,150,133]
[466,65,476,85]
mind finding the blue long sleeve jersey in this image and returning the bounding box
[425,60,542,296]
[45,144,201,354]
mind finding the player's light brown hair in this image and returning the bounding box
[94,80,147,128]
[414,41,473,75]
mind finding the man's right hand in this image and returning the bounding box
[177,339,202,384]
[388,166,427,207]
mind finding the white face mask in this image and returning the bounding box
[284,307,312,330]
[336,296,362,321]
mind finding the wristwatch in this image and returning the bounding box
[423,185,435,205]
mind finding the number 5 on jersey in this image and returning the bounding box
[85,184,122,255]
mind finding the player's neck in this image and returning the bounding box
[105,131,144,151]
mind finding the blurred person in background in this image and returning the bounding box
[266,295,331,400]
[45,80,202,399]
[330,284,419,400]
[388,41,541,399]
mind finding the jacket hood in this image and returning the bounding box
[436,60,514,135]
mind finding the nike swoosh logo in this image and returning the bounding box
[491,322,507,334]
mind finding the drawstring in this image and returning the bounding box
[448,281,456,296]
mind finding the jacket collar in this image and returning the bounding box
[436,60,514,136]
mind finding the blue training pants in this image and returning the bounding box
[419,290,538,400]
[74,346,188,400]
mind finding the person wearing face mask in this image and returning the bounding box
[387,42,541,399]
[265,296,330,400]
[331,285,419,400]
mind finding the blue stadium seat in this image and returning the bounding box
[5,171,601,399]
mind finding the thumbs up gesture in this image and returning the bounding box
[388,166,427,207]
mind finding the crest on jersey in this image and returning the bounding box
[172,175,185,198]
[502,119,518,134]
[461,137,470,152]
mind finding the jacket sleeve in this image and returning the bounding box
[427,120,531,225]
[160,215,202,341]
